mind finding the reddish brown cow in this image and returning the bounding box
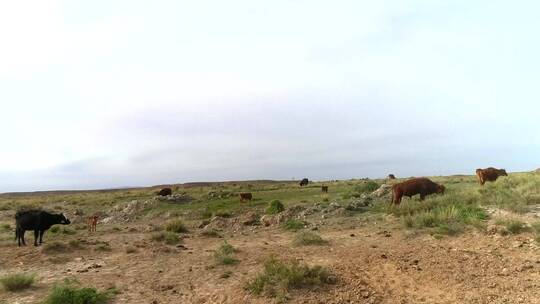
[391,177,445,204]
[321,186,328,193]
[87,215,98,232]
[475,167,507,185]
[239,192,253,201]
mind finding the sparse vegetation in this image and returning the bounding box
[150,231,181,245]
[0,273,35,292]
[165,219,189,233]
[42,283,116,304]
[246,257,335,300]
[282,219,306,231]
[214,241,239,265]
[266,200,285,215]
[496,219,529,234]
[200,229,222,238]
[293,231,328,246]
[43,241,71,254]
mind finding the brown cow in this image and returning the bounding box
[157,187,172,196]
[87,215,98,232]
[388,174,396,179]
[391,177,445,204]
[321,186,328,193]
[239,192,253,201]
[475,167,507,185]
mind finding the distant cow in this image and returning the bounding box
[388,174,396,179]
[321,186,328,193]
[299,178,309,186]
[157,187,172,196]
[87,215,98,232]
[15,210,70,246]
[239,192,253,201]
[475,167,508,185]
[391,178,445,205]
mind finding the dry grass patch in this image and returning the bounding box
[293,231,328,246]
[0,273,35,292]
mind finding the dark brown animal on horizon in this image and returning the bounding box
[87,215,98,232]
[299,178,309,186]
[239,192,253,201]
[321,185,328,193]
[157,187,172,196]
[391,177,445,204]
[475,167,508,185]
[388,174,396,179]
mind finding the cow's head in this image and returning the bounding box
[57,213,71,225]
[500,169,508,176]
[437,185,446,194]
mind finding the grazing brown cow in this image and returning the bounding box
[239,192,253,201]
[87,215,98,232]
[475,167,507,185]
[157,187,172,196]
[321,186,328,193]
[388,174,396,179]
[391,177,445,205]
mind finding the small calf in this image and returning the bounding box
[15,210,70,246]
[87,215,98,232]
[321,186,329,193]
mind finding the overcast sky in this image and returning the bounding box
[1,1,539,192]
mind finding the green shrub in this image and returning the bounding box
[266,200,285,215]
[293,232,328,246]
[0,223,11,231]
[282,219,306,231]
[214,241,239,265]
[246,257,335,300]
[95,243,112,252]
[165,219,188,233]
[42,284,115,304]
[496,219,529,234]
[0,273,35,292]
[150,231,180,245]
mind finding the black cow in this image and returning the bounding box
[15,210,70,246]
[157,187,172,196]
[299,178,309,186]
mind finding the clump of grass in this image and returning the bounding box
[496,219,529,234]
[266,200,285,215]
[342,180,379,199]
[0,223,11,231]
[293,231,328,246]
[68,240,82,249]
[0,273,35,292]
[246,257,335,300]
[165,219,188,233]
[200,229,222,238]
[150,231,181,245]
[282,219,307,231]
[214,241,239,265]
[95,243,112,252]
[42,283,116,304]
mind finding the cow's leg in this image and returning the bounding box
[420,193,426,201]
[16,228,21,246]
[39,230,45,244]
[34,230,39,246]
[21,230,26,246]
